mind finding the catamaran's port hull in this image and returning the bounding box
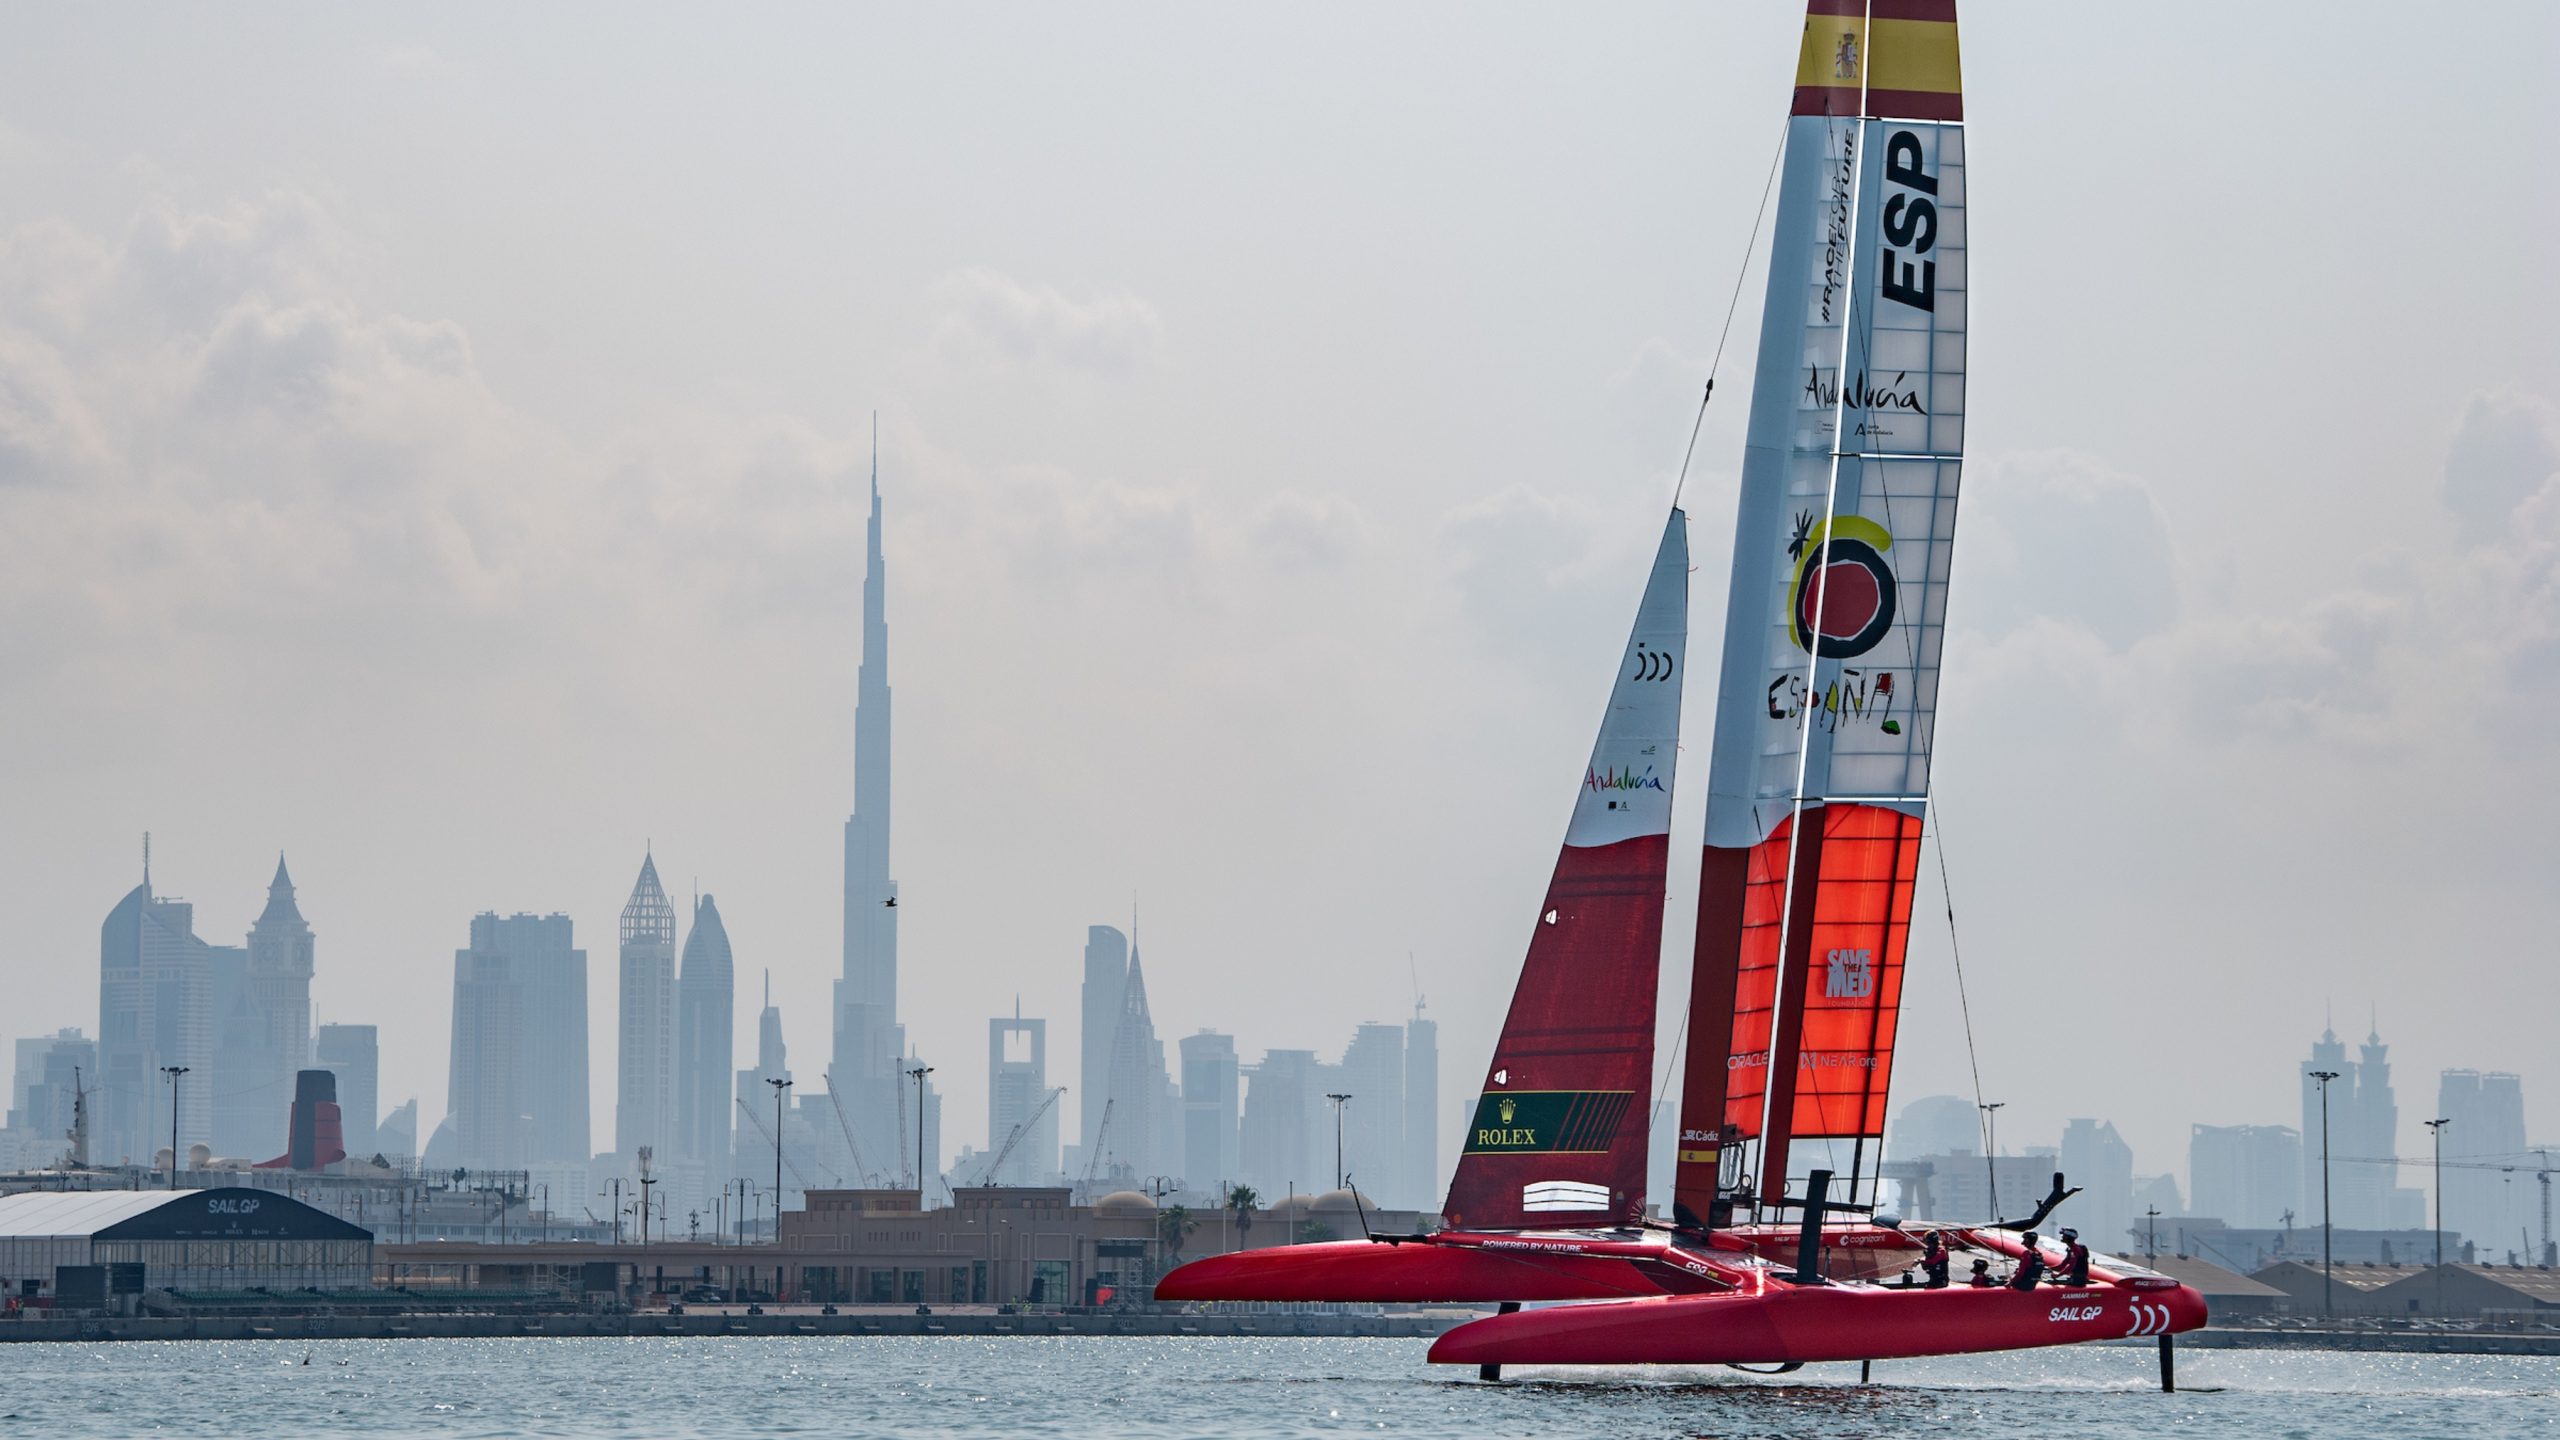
[1155,1223,1940,1304]
[1426,1280,2209,1368]
[1154,1234,1729,1303]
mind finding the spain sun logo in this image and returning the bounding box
[1786,510,1897,659]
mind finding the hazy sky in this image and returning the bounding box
[3,3,2555,1195]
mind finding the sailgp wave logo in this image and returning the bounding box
[1628,643,1676,682]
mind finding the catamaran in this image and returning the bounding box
[1157,0,2208,1383]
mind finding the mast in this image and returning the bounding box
[1673,0,1967,1224]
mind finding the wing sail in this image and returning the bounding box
[1675,0,1966,1224]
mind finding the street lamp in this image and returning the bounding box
[1325,1094,1353,1192]
[907,1065,936,1195]
[2309,1069,2340,1317]
[767,1077,794,1222]
[160,1066,189,1189]
[1978,1101,2005,1221]
[2425,1116,2451,1315]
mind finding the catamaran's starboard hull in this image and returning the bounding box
[1427,1279,2208,1368]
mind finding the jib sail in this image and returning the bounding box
[1440,511,1689,1231]
[1674,0,1966,1224]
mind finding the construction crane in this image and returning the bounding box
[2541,1151,2554,1265]
[820,1077,881,1186]
[969,1087,1066,1188]
[733,1096,819,1192]
[1078,1098,1115,1202]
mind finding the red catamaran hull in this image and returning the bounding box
[1154,1232,1731,1303]
[1428,1280,2208,1369]
[1154,1222,1939,1303]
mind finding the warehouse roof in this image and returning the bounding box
[0,1189,187,1238]
[0,1187,370,1242]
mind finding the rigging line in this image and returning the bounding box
[1671,110,1791,509]
[1922,792,1991,1209]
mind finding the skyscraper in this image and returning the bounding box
[2439,1070,2527,1254]
[616,854,677,1157]
[2302,1022,2425,1231]
[6,1029,96,1167]
[1179,1030,1239,1195]
[98,850,212,1165]
[675,894,735,1168]
[735,971,791,1178]
[205,941,270,1156]
[2190,1123,2301,1228]
[832,437,920,1180]
[1078,925,1128,1163]
[1099,943,1173,1185]
[2057,1118,2134,1250]
[245,855,315,1101]
[316,1023,379,1159]
[1338,1022,1405,1200]
[1239,1048,1323,1198]
[1402,1012,1439,1210]
[986,1010,1056,1186]
[448,911,588,1170]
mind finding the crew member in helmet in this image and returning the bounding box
[1966,1258,1997,1287]
[2008,1231,2048,1291]
[1919,1231,1952,1289]
[2055,1228,2091,1285]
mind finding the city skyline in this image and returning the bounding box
[11,836,2551,1246]
[1,3,2554,1206]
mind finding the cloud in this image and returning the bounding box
[2443,390,2560,543]
[1959,450,2177,651]
[930,268,1163,378]
[1250,490,1369,572]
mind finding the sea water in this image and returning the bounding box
[0,1336,2551,1437]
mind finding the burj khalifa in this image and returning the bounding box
[830,432,936,1188]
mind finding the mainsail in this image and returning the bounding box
[1440,512,1689,1231]
[1674,0,1966,1223]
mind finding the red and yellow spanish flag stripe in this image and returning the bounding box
[1791,0,1963,123]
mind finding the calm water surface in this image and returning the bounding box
[1,1336,2552,1437]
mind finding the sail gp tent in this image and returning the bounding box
[0,1186,373,1298]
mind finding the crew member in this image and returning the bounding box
[2008,1231,2047,1291]
[1920,1232,1951,1289]
[1966,1258,1997,1287]
[2055,1228,2091,1285]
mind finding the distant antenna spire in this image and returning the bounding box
[871,411,878,499]
[764,969,771,1009]
[142,831,151,886]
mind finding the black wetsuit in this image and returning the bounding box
[2058,1242,2090,1285]
[1922,1246,1950,1289]
[2008,1250,2046,1291]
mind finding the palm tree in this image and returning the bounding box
[1157,1204,1198,1261]
[1226,1185,1259,1246]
